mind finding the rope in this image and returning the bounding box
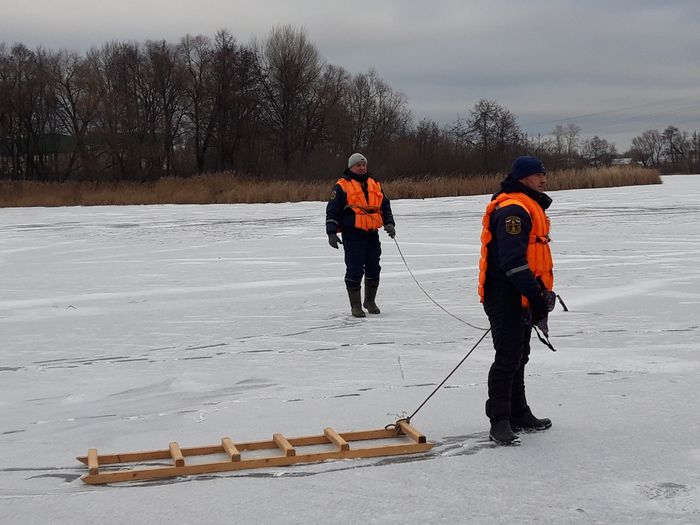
[386,327,492,429]
[392,237,489,331]
[384,236,492,430]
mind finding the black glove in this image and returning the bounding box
[528,291,549,326]
[543,289,556,312]
[384,223,396,238]
[536,278,557,312]
[328,233,342,249]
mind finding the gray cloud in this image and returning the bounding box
[4,0,699,150]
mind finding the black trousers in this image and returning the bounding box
[483,279,533,423]
[341,228,381,289]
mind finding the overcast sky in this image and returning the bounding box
[4,0,699,151]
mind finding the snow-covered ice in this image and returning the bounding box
[1,175,699,524]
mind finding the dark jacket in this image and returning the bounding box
[325,169,395,235]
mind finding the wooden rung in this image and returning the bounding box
[398,421,427,443]
[87,448,99,475]
[324,427,350,451]
[169,442,185,467]
[273,433,296,456]
[221,437,241,462]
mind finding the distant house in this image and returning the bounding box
[611,158,633,166]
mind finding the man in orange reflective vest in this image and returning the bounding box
[326,153,395,317]
[478,155,556,445]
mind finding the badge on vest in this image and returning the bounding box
[329,190,336,201]
[505,216,522,235]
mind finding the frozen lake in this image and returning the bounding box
[1,175,699,524]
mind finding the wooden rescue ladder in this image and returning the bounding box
[77,421,433,484]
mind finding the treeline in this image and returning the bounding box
[1,25,697,183]
[628,127,700,172]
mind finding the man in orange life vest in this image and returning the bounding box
[326,153,395,317]
[478,155,556,445]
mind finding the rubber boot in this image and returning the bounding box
[489,420,520,446]
[511,407,552,432]
[363,279,380,314]
[347,288,366,317]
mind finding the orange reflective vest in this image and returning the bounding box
[337,177,385,231]
[478,192,553,307]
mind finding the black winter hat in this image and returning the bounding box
[510,156,546,180]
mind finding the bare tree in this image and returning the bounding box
[630,129,663,167]
[565,123,581,164]
[1,44,59,180]
[299,63,348,158]
[51,49,101,178]
[179,34,215,172]
[691,131,700,173]
[345,69,410,154]
[453,99,521,172]
[662,125,688,165]
[256,25,323,169]
[90,42,148,179]
[91,40,171,180]
[582,135,617,166]
[344,71,372,150]
[145,39,186,177]
[210,30,260,172]
[414,118,442,158]
[551,124,566,157]
[405,117,459,174]
[0,43,21,178]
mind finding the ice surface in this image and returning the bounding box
[1,175,699,524]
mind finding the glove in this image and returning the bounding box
[384,223,396,239]
[538,289,557,336]
[536,278,557,312]
[328,233,342,249]
[528,291,549,326]
[544,289,556,312]
[531,281,557,350]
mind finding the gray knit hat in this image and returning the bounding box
[347,152,368,168]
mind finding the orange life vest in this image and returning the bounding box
[478,192,553,307]
[337,177,385,231]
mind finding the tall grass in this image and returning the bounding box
[383,166,661,199]
[0,166,661,207]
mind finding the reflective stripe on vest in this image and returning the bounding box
[337,177,385,231]
[478,192,554,307]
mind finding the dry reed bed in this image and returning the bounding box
[0,166,660,207]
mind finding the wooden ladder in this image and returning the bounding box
[77,421,433,484]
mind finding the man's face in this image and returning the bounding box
[349,162,367,175]
[519,172,546,192]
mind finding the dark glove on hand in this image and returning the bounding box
[536,278,557,312]
[543,289,557,312]
[328,233,342,249]
[528,291,549,326]
[384,223,396,238]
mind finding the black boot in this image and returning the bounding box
[363,278,380,314]
[347,288,366,317]
[489,420,520,446]
[511,407,552,432]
